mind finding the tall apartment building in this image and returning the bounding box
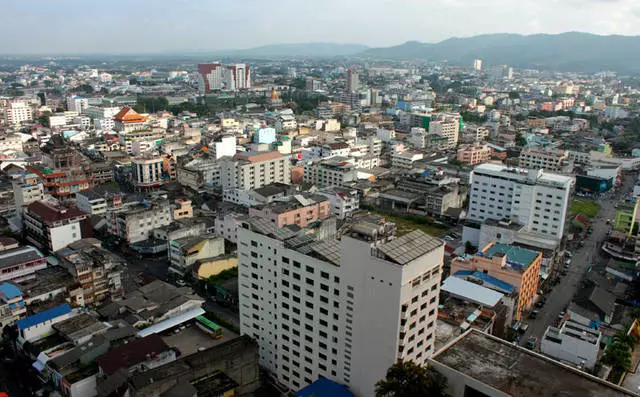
[429,114,461,149]
[221,151,291,191]
[131,156,165,190]
[238,216,444,396]
[466,164,573,241]
[473,59,483,71]
[4,99,33,126]
[518,148,573,173]
[346,69,359,92]
[197,63,251,93]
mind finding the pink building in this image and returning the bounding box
[541,102,563,112]
[457,144,492,165]
[249,194,330,228]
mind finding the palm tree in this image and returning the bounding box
[603,343,633,373]
[375,361,448,397]
[613,330,638,349]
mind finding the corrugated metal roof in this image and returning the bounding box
[136,307,205,338]
[0,282,22,299]
[16,304,72,330]
[441,277,504,307]
[378,230,442,265]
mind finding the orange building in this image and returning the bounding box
[451,242,542,321]
[114,106,149,133]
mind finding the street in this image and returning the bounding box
[520,172,636,347]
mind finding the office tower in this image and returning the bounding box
[346,68,359,92]
[467,164,573,240]
[473,59,483,71]
[238,216,444,396]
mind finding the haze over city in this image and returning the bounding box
[2,0,640,53]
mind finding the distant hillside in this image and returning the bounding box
[221,43,370,58]
[363,32,640,72]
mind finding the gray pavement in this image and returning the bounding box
[520,173,635,347]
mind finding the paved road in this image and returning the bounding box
[520,173,635,347]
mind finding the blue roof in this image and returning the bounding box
[296,378,354,397]
[453,270,516,294]
[0,282,23,300]
[16,304,71,330]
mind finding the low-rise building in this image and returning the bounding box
[541,319,601,370]
[457,144,491,166]
[248,194,330,228]
[429,329,634,397]
[96,334,176,377]
[75,190,108,216]
[221,151,291,191]
[108,200,172,244]
[519,148,573,173]
[0,282,27,329]
[24,201,89,252]
[391,151,424,169]
[168,235,225,277]
[12,172,44,213]
[303,158,357,188]
[0,245,47,283]
[172,198,193,220]
[131,156,165,190]
[17,303,75,345]
[317,186,360,220]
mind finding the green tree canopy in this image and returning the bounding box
[375,361,448,397]
[72,83,94,94]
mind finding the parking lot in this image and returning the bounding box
[161,323,239,357]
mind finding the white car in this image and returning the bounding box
[444,235,455,241]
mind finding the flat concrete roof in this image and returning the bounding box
[431,329,636,397]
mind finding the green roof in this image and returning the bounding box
[484,244,539,268]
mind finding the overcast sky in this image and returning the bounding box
[1,0,639,54]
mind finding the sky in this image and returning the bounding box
[1,0,640,54]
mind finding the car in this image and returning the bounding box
[606,218,611,224]
[535,300,545,308]
[526,337,537,350]
[528,310,539,319]
[444,235,455,241]
[176,279,186,287]
[566,251,573,258]
[565,259,572,265]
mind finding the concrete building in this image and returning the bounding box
[75,190,108,216]
[0,133,22,152]
[473,59,483,71]
[221,151,291,191]
[12,172,44,213]
[317,187,360,220]
[0,245,47,283]
[172,197,193,220]
[211,134,237,159]
[391,151,424,169]
[450,242,542,321]
[66,96,89,114]
[197,63,225,93]
[541,319,601,370]
[108,200,172,244]
[238,216,444,396]
[519,148,573,173]
[248,194,330,228]
[177,155,221,191]
[346,68,359,92]
[5,100,33,126]
[16,303,75,344]
[113,106,149,133]
[131,156,164,190]
[254,127,277,144]
[24,201,89,252]
[226,63,251,90]
[303,159,357,188]
[168,235,225,277]
[429,114,461,149]
[457,144,491,166]
[429,329,634,397]
[85,106,121,120]
[0,282,26,329]
[465,164,573,243]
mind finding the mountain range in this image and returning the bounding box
[212,32,640,72]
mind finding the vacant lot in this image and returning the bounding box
[375,213,449,237]
[570,198,600,218]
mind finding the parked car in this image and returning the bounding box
[528,310,539,319]
[526,337,537,350]
[444,235,455,241]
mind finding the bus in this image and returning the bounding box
[195,316,223,339]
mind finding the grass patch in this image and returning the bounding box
[570,198,601,218]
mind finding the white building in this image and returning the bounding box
[109,200,172,244]
[94,118,115,131]
[226,63,251,90]
[473,59,483,71]
[429,114,460,149]
[24,201,88,252]
[49,115,68,128]
[519,148,573,173]
[6,100,33,126]
[12,172,44,214]
[317,187,359,220]
[465,164,573,243]
[85,106,120,120]
[177,157,222,191]
[303,159,357,188]
[391,151,424,169]
[67,96,89,114]
[75,190,108,215]
[347,68,359,92]
[214,212,247,244]
[0,133,23,152]
[17,303,75,345]
[131,156,164,189]
[220,151,291,191]
[540,319,601,370]
[238,217,444,396]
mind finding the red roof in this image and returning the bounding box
[114,106,147,123]
[26,201,87,223]
[96,334,170,375]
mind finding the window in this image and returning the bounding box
[321,271,329,279]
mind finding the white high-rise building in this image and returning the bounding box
[5,100,33,126]
[238,216,444,396]
[429,113,461,149]
[346,68,359,92]
[220,151,290,190]
[473,59,483,71]
[466,164,573,241]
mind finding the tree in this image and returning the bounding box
[515,132,527,147]
[375,361,448,397]
[38,111,52,127]
[72,83,93,94]
[602,343,632,373]
[465,241,475,254]
[612,330,638,349]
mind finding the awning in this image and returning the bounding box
[32,360,45,372]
